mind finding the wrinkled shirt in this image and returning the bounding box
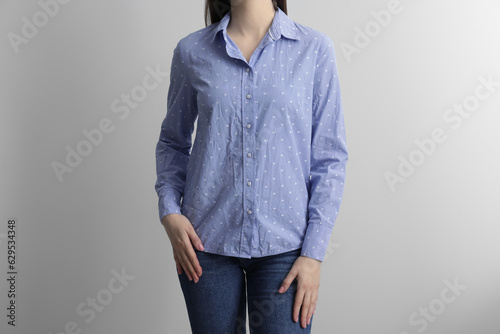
[155,7,348,262]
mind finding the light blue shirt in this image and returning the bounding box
[155,7,348,262]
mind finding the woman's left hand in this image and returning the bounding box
[279,255,322,328]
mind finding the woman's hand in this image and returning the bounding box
[279,255,322,328]
[161,213,204,283]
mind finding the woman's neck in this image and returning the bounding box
[227,0,276,40]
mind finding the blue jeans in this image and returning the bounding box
[177,248,314,334]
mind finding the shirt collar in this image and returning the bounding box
[208,7,299,43]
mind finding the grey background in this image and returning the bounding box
[1,0,499,333]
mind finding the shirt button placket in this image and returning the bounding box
[241,65,255,255]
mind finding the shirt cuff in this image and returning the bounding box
[158,187,182,222]
[300,221,333,262]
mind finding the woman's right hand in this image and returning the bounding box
[161,213,204,283]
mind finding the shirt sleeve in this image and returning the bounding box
[154,40,198,223]
[301,33,348,262]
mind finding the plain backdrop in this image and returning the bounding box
[1,0,500,333]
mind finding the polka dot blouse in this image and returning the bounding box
[155,7,348,262]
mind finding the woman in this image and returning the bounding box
[155,0,348,332]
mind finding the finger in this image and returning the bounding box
[187,246,202,278]
[279,271,297,293]
[184,246,202,282]
[307,288,319,325]
[185,227,203,277]
[173,253,183,275]
[177,247,197,281]
[179,249,199,282]
[307,288,318,324]
[176,233,200,281]
[179,258,192,281]
[187,227,204,251]
[175,249,191,280]
[301,292,311,328]
[307,304,315,325]
[293,287,305,323]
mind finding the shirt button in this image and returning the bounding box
[246,68,250,72]
[247,209,252,215]
[247,152,252,158]
[247,181,252,186]
[246,123,251,129]
[246,94,251,99]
